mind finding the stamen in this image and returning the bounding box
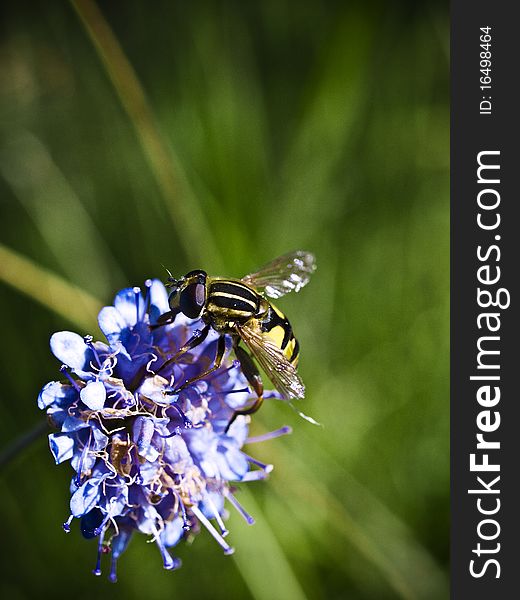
[243,453,273,473]
[191,506,234,555]
[246,426,292,444]
[133,287,142,324]
[84,335,102,367]
[205,494,228,537]
[93,513,111,537]
[62,514,74,532]
[225,489,255,525]
[60,365,80,391]
[155,535,181,570]
[141,279,153,316]
[177,498,191,531]
[241,470,271,482]
[109,529,131,583]
[109,554,118,584]
[92,527,106,576]
[160,426,182,438]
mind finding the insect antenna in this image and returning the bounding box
[160,264,178,288]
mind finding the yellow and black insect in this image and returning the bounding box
[156,251,316,422]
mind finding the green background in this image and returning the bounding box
[0,1,449,598]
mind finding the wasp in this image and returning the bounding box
[155,251,316,423]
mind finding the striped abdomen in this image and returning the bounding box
[260,304,300,366]
[207,279,261,321]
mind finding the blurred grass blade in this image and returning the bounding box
[71,0,224,271]
[0,242,101,331]
[0,131,126,299]
[271,9,373,242]
[259,435,449,600]
[0,420,48,472]
[231,488,308,600]
[273,473,417,600]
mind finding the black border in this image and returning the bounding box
[451,2,518,596]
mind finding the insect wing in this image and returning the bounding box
[237,323,305,400]
[241,251,316,299]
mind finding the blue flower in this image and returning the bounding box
[39,279,291,582]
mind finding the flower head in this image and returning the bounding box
[39,279,291,581]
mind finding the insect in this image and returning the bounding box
[156,251,316,423]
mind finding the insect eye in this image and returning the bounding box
[180,282,206,318]
[168,288,179,310]
[184,269,207,284]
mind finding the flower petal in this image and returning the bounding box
[38,381,76,410]
[97,306,128,345]
[148,279,170,324]
[46,406,69,429]
[50,332,90,371]
[91,428,109,452]
[133,416,155,457]
[224,389,251,410]
[161,517,184,547]
[80,380,106,411]
[138,376,171,405]
[114,287,145,327]
[199,491,225,519]
[137,504,161,535]
[226,416,249,446]
[137,460,160,484]
[62,415,89,433]
[49,433,75,464]
[216,443,249,480]
[106,485,129,517]
[71,449,96,475]
[70,479,102,517]
[132,416,154,447]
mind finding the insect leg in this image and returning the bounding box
[149,308,181,330]
[173,334,227,392]
[226,344,264,430]
[157,323,211,375]
[234,344,263,397]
